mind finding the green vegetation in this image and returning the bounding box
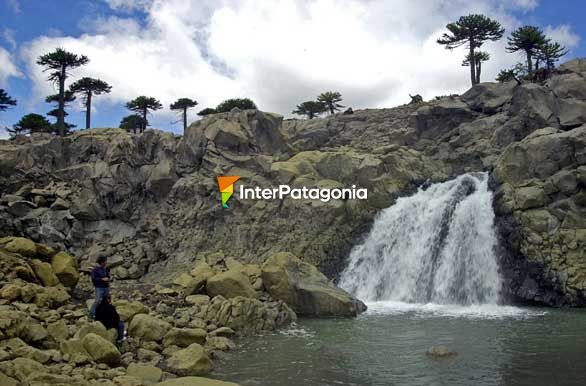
[292,101,327,119]
[462,51,490,85]
[506,26,547,75]
[0,89,17,111]
[317,91,344,114]
[535,41,568,71]
[215,98,257,113]
[69,77,112,129]
[437,14,504,86]
[36,48,89,136]
[7,113,52,137]
[197,108,217,116]
[126,96,163,133]
[119,114,147,134]
[170,98,198,132]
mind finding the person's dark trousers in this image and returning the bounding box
[89,287,110,318]
[117,321,125,341]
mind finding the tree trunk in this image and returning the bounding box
[476,61,482,84]
[183,107,187,132]
[85,92,92,129]
[526,50,533,75]
[469,44,476,86]
[329,105,334,114]
[58,67,66,137]
[142,107,147,133]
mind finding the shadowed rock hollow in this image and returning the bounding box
[1,58,586,307]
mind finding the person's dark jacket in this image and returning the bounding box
[95,301,120,330]
[91,266,110,288]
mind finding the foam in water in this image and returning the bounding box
[340,173,501,305]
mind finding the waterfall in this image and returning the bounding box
[340,173,501,305]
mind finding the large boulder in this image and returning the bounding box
[261,252,366,316]
[30,259,60,287]
[3,237,37,257]
[50,252,79,286]
[461,81,515,113]
[166,343,213,376]
[163,328,207,348]
[126,363,163,384]
[206,270,257,299]
[81,333,120,365]
[155,377,240,386]
[128,314,171,342]
[81,333,121,365]
[113,300,149,322]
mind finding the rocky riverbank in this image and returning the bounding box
[0,236,364,385]
[0,59,585,309]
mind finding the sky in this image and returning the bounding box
[0,0,584,138]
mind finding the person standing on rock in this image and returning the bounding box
[89,255,110,320]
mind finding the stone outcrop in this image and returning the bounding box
[0,59,586,310]
[492,125,586,306]
[262,252,366,316]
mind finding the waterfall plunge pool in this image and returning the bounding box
[213,173,586,385]
[211,304,586,386]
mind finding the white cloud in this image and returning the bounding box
[545,24,581,48]
[0,127,9,140]
[0,47,22,86]
[19,0,578,130]
[2,28,17,50]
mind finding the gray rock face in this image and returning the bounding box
[492,125,586,306]
[1,60,586,307]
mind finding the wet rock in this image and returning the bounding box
[155,377,240,386]
[261,252,366,316]
[426,345,458,358]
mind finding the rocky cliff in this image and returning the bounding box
[1,59,585,306]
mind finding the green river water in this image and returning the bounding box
[212,302,586,386]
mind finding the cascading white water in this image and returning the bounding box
[340,172,501,305]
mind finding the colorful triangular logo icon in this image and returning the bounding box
[217,176,241,208]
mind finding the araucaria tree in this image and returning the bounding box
[292,101,327,119]
[535,41,568,71]
[170,98,198,132]
[8,113,52,137]
[437,14,504,86]
[462,51,490,84]
[215,98,257,113]
[0,89,17,111]
[120,114,147,134]
[36,48,89,136]
[506,26,547,75]
[317,91,344,114]
[126,96,162,133]
[69,77,112,129]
